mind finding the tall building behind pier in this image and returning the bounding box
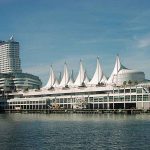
[0,36,22,73]
[0,36,42,92]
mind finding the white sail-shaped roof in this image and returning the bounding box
[74,60,88,86]
[84,71,89,84]
[59,63,69,87]
[68,78,74,86]
[89,57,103,85]
[101,75,107,84]
[68,70,74,86]
[43,65,58,89]
[53,79,59,87]
[107,55,126,84]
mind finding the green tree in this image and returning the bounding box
[23,87,29,92]
[128,80,132,86]
[123,81,127,87]
[134,80,138,85]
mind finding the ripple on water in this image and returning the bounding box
[0,113,150,150]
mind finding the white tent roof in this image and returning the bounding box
[84,71,89,84]
[74,60,88,86]
[43,55,132,89]
[101,75,107,84]
[89,57,104,85]
[53,79,59,87]
[107,55,126,84]
[68,78,74,86]
[68,70,74,86]
[43,65,58,89]
[59,62,70,87]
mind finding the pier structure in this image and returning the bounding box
[4,85,150,113]
[0,55,150,113]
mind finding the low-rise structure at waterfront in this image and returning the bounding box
[4,55,150,112]
[0,72,42,92]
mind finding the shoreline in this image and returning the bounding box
[2,108,150,115]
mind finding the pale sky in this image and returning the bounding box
[0,0,150,85]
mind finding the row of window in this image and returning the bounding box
[50,95,149,103]
[8,100,46,105]
[114,88,142,94]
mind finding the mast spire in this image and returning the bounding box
[74,60,87,86]
[89,57,104,85]
[107,55,126,85]
[59,62,69,87]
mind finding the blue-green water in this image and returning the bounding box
[0,113,150,150]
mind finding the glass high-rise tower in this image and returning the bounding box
[0,36,42,91]
[0,36,22,73]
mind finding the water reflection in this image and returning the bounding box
[0,113,150,150]
[1,113,150,122]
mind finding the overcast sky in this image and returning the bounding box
[0,0,150,85]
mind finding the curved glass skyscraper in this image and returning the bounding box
[0,36,22,73]
[0,36,42,91]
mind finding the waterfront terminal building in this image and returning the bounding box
[0,37,42,92]
[4,55,150,112]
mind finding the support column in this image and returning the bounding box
[142,88,144,109]
[98,97,99,109]
[124,87,125,109]
[103,97,104,109]
[107,94,109,109]
[93,97,94,110]
[113,89,114,109]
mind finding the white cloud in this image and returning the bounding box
[136,37,150,48]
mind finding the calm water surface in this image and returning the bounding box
[0,113,150,150]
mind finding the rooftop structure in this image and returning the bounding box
[107,56,145,85]
[43,55,146,89]
[88,57,107,86]
[74,60,89,87]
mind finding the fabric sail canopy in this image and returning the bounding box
[74,60,89,86]
[59,62,70,87]
[43,65,58,89]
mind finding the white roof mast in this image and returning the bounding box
[107,55,126,85]
[74,60,88,86]
[89,57,103,85]
[59,62,70,87]
[43,65,58,89]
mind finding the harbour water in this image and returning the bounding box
[0,113,150,150]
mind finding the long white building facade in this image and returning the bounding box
[5,55,150,111]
